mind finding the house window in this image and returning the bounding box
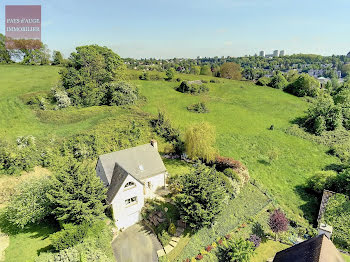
[125,196,137,206]
[124,181,136,189]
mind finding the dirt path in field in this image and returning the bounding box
[0,230,9,262]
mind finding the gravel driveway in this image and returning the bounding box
[112,223,162,262]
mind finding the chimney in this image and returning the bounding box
[318,223,333,239]
[150,139,158,151]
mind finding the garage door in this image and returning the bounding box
[124,211,140,228]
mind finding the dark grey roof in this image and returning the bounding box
[106,163,129,203]
[273,234,345,262]
[99,144,166,184]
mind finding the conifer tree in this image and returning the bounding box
[176,164,227,229]
[47,162,107,224]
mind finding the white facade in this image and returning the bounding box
[96,142,167,230]
[111,175,145,229]
[143,173,166,198]
[111,172,166,230]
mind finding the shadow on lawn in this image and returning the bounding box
[257,159,270,166]
[294,184,321,226]
[0,212,58,240]
[37,244,55,256]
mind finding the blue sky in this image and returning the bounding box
[0,0,349,58]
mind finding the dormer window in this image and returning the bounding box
[124,181,136,189]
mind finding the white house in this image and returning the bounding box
[96,140,167,230]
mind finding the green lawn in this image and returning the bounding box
[342,253,350,262]
[2,222,57,262]
[137,79,339,224]
[250,240,289,262]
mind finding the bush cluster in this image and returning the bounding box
[308,168,350,196]
[35,221,112,262]
[0,120,143,175]
[150,111,184,154]
[187,102,209,113]
[256,77,271,86]
[322,194,350,251]
[52,87,71,109]
[176,81,209,94]
[215,156,250,185]
[284,73,320,97]
[50,223,89,251]
[303,95,344,135]
[102,81,139,106]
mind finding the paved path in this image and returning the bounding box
[112,223,162,262]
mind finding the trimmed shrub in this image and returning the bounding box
[35,248,80,262]
[330,143,350,163]
[168,222,176,235]
[223,168,241,183]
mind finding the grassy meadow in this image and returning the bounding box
[0,65,342,261]
[136,79,339,224]
[0,64,132,140]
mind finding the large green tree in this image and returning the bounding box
[4,178,52,228]
[60,45,125,106]
[52,50,64,65]
[220,62,242,80]
[184,121,217,163]
[47,162,107,224]
[269,72,288,89]
[175,164,228,229]
[284,73,320,97]
[200,65,212,76]
[304,94,343,134]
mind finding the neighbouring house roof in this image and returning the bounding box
[273,234,345,262]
